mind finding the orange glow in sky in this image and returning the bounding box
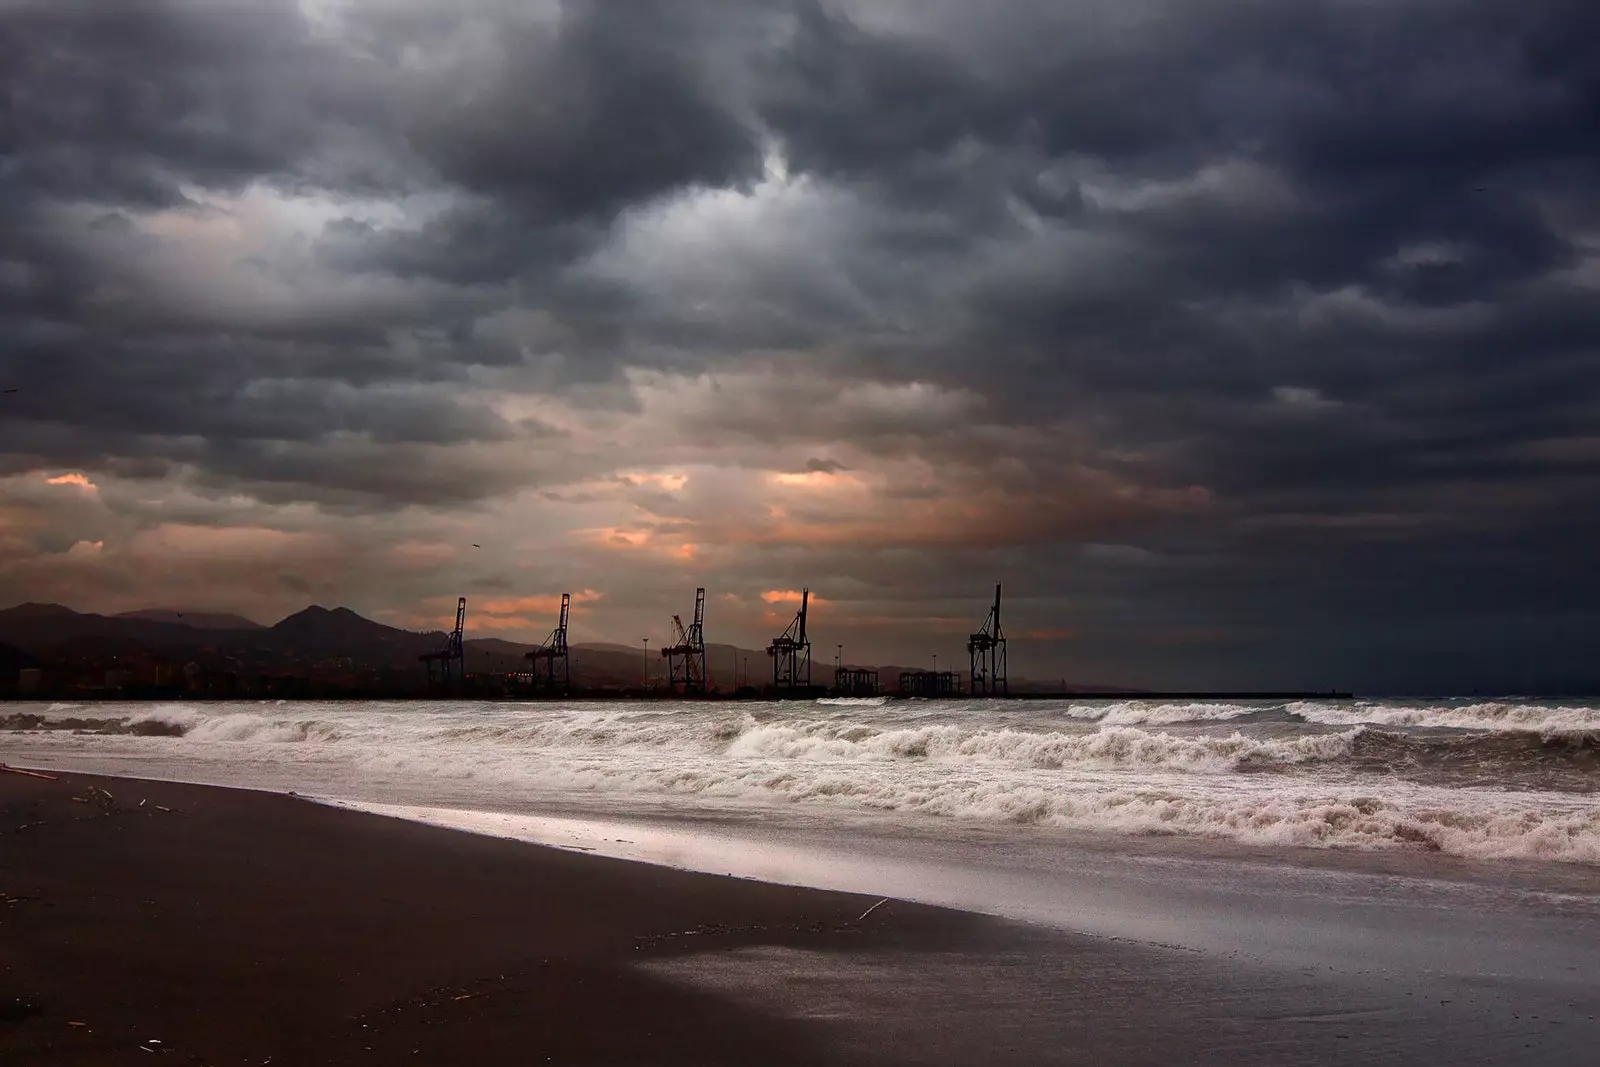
[761,589,826,605]
[771,470,863,489]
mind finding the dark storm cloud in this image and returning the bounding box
[407,1,766,223]
[0,0,774,506]
[0,0,403,208]
[755,1,1600,519]
[1,0,1597,688]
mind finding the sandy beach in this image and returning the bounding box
[5,766,1598,1066]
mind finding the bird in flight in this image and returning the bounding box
[2,388,17,394]
[472,544,481,548]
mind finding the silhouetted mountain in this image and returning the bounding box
[270,606,441,661]
[0,602,1088,695]
[461,637,541,676]
[461,638,665,687]
[0,603,218,652]
[117,609,263,630]
[0,602,435,670]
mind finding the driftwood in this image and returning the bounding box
[0,764,59,781]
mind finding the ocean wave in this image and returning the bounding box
[1290,701,1600,736]
[1056,701,1262,726]
[1,706,342,743]
[424,754,1600,865]
[10,698,1600,866]
[726,720,1356,772]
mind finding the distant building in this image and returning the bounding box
[897,670,964,698]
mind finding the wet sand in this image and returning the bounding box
[4,768,1597,1065]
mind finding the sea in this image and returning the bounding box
[5,696,1599,866]
[9,695,1600,988]
[11,695,1600,1061]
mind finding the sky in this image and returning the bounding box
[1,0,1597,693]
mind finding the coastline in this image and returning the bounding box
[5,768,1600,1065]
[2,767,967,1065]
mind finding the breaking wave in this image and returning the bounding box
[9,704,1600,782]
[725,719,1356,772]
[2,706,342,744]
[525,763,1600,864]
[8,697,1600,865]
[1051,701,1262,726]
[1290,700,1600,736]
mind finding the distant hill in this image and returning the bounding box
[462,638,677,688]
[117,609,264,630]
[0,602,441,672]
[270,606,443,661]
[0,601,1087,693]
[463,638,778,689]
[0,603,218,651]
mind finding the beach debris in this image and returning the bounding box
[155,806,173,813]
[67,1021,87,1027]
[139,799,147,807]
[71,796,89,803]
[0,764,59,780]
[855,897,890,923]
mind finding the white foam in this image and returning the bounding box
[1057,701,1259,726]
[1291,701,1600,736]
[725,720,1357,772]
[112,707,331,743]
[336,743,1600,865]
[11,698,1600,867]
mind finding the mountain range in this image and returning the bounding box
[0,602,1075,694]
[0,602,873,692]
[115,609,265,630]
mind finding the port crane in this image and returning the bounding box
[967,583,1007,695]
[525,593,571,695]
[661,587,709,694]
[419,597,467,693]
[766,588,812,692]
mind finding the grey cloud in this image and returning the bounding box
[405,1,768,221]
[0,0,1596,688]
[0,0,408,208]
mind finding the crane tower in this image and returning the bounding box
[766,588,812,692]
[420,597,467,693]
[967,584,1007,696]
[525,593,572,695]
[661,587,709,695]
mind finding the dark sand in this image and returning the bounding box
[4,768,1596,1065]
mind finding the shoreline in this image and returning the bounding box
[7,767,1600,1064]
[2,766,971,1066]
